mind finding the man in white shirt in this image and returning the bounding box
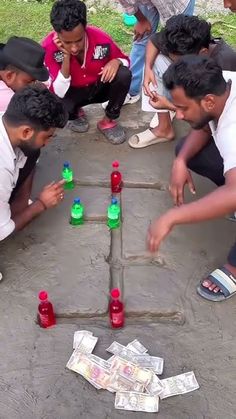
[147,55,236,302]
[0,36,49,115]
[0,85,68,278]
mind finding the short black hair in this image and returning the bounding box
[0,63,22,73]
[161,15,211,55]
[163,55,227,100]
[50,0,87,32]
[4,85,68,131]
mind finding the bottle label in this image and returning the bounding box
[111,312,123,325]
[39,314,50,328]
[63,172,73,183]
[71,211,83,219]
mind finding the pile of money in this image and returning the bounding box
[66,330,199,413]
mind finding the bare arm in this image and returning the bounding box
[12,200,45,231]
[148,168,236,252]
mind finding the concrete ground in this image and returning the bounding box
[0,102,236,419]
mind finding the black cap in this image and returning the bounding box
[0,36,49,82]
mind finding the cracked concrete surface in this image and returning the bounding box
[0,102,236,418]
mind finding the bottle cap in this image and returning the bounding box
[111,198,117,205]
[74,198,80,204]
[38,290,48,301]
[63,161,69,168]
[111,288,120,299]
[112,160,119,168]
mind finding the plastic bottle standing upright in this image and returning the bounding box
[111,161,122,193]
[109,288,124,328]
[107,198,120,229]
[38,290,56,328]
[62,161,75,190]
[70,198,84,226]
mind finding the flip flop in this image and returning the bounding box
[197,266,236,301]
[128,129,170,149]
[97,121,126,145]
[70,109,89,133]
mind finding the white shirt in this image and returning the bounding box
[209,71,236,175]
[0,117,27,240]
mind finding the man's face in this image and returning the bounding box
[58,24,85,56]
[224,0,236,12]
[171,87,213,129]
[19,127,56,156]
[4,70,35,91]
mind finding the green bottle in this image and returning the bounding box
[62,161,74,190]
[107,198,120,229]
[70,198,84,226]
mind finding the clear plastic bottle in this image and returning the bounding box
[111,160,122,193]
[38,290,56,328]
[109,288,124,328]
[62,161,75,190]
[70,198,84,226]
[107,198,120,229]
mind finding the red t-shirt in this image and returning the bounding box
[42,26,129,90]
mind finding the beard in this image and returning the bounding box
[188,113,213,130]
[19,137,39,157]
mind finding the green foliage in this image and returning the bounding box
[1,1,236,53]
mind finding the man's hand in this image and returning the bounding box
[134,19,152,41]
[169,158,196,206]
[143,67,157,97]
[147,211,175,252]
[149,92,175,111]
[99,59,121,83]
[53,34,70,57]
[38,180,65,209]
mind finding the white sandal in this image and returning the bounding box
[128,129,170,149]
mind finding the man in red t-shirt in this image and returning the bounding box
[42,0,131,145]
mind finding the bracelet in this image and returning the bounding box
[36,198,47,211]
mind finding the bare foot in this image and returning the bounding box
[151,112,175,141]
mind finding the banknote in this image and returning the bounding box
[126,339,148,354]
[67,352,110,389]
[111,356,152,386]
[159,371,199,399]
[107,342,164,374]
[145,372,163,395]
[88,353,112,370]
[115,391,159,412]
[107,372,144,393]
[73,330,93,349]
[74,334,98,354]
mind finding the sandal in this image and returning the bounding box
[97,120,126,145]
[70,109,89,133]
[197,266,236,301]
[128,129,170,149]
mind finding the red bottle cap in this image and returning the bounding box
[112,160,119,168]
[111,288,120,299]
[38,290,48,301]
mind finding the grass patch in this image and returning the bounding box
[0,0,236,52]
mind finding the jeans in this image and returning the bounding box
[62,66,131,120]
[129,0,196,96]
[176,136,236,267]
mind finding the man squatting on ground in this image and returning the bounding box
[42,0,132,145]
[0,86,68,279]
[129,14,236,148]
[147,56,236,302]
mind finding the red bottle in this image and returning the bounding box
[38,290,56,328]
[109,288,124,328]
[111,161,122,193]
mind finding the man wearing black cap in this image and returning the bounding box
[0,36,49,114]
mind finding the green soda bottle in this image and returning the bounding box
[62,161,74,190]
[70,198,84,226]
[107,198,120,229]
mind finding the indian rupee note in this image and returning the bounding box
[111,356,152,386]
[145,372,163,395]
[74,334,98,354]
[159,371,199,399]
[126,339,148,354]
[115,391,159,413]
[67,352,110,389]
[107,372,144,393]
[73,330,93,349]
